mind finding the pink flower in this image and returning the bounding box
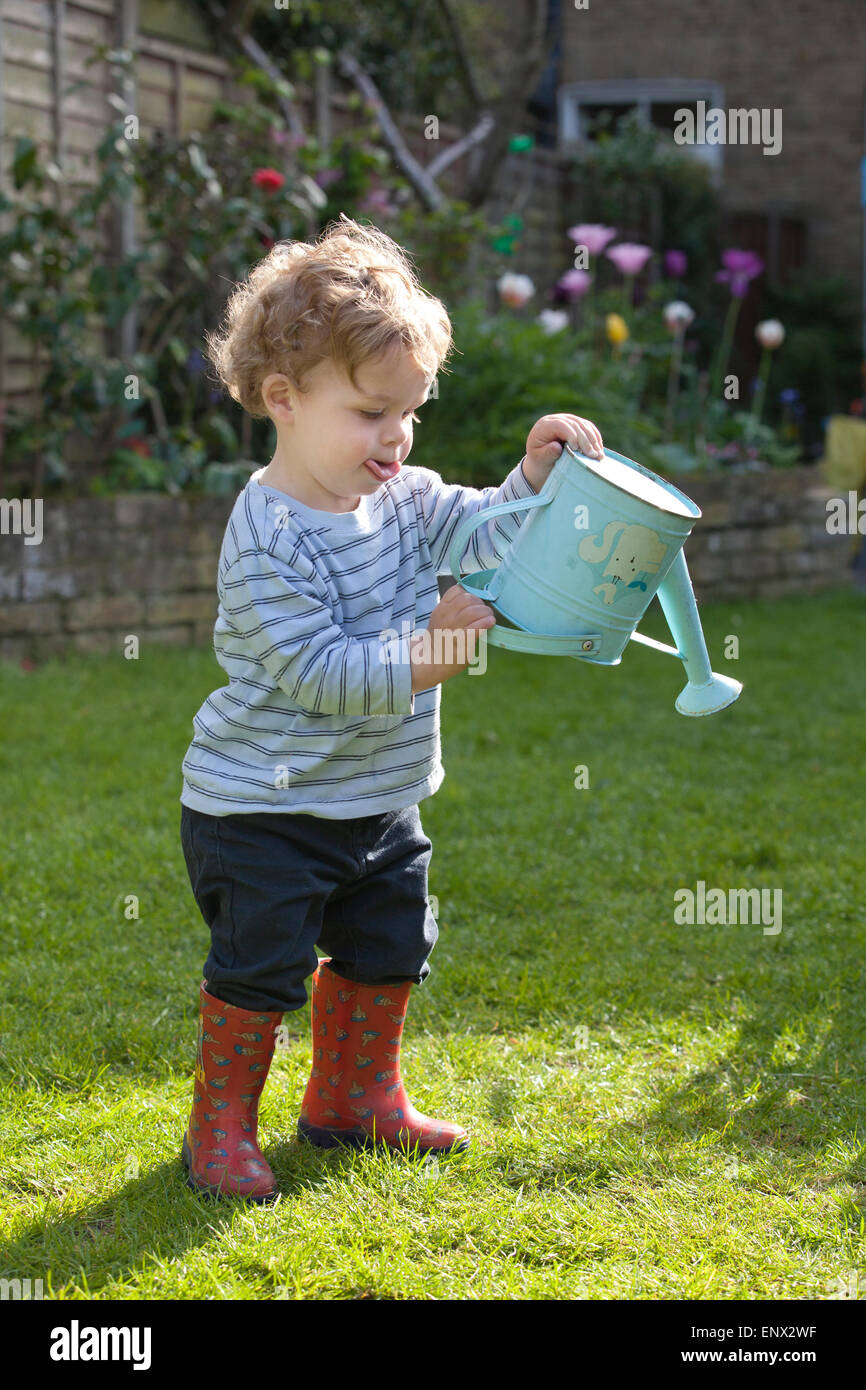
[556,268,592,300]
[566,223,618,256]
[605,243,653,277]
[252,168,285,193]
[314,167,343,189]
[715,248,764,298]
[664,250,688,278]
[359,188,397,216]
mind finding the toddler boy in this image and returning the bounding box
[179,215,603,1200]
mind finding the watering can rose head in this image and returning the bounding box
[524,412,604,489]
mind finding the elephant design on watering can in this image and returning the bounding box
[577,520,669,607]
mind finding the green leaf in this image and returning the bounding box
[649,443,700,473]
[182,251,206,280]
[12,138,39,190]
[199,415,239,461]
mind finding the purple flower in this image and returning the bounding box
[566,223,617,256]
[715,248,764,298]
[778,387,800,404]
[314,167,343,188]
[664,250,688,278]
[187,348,207,374]
[556,268,592,300]
[359,188,397,216]
[605,243,653,277]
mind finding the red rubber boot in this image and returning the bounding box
[181,981,283,1201]
[297,959,469,1155]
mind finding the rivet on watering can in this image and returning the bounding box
[581,640,595,652]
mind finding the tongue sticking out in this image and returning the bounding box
[364,458,401,481]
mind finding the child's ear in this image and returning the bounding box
[261,373,295,423]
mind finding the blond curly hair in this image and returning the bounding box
[205,215,454,417]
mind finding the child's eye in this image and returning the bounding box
[360,410,422,421]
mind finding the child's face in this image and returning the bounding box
[263,345,431,512]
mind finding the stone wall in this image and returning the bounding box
[0,468,854,666]
[677,468,853,602]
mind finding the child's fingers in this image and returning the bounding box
[576,426,604,458]
[559,414,603,458]
[450,588,496,625]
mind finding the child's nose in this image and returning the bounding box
[382,420,410,448]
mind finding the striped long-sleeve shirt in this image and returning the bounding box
[179,457,539,818]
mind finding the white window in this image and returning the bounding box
[557,79,727,178]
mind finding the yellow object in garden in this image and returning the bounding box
[818,415,866,491]
[606,313,629,345]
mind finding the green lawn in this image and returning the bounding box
[1,587,864,1300]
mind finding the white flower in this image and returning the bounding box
[10,253,31,273]
[537,309,569,335]
[663,300,695,332]
[497,272,535,308]
[755,318,785,349]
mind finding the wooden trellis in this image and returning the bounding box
[0,0,234,424]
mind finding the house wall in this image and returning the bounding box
[559,0,866,293]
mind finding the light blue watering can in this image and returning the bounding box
[449,443,742,716]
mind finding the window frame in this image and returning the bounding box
[557,78,728,178]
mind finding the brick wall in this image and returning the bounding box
[559,0,866,292]
[0,468,853,666]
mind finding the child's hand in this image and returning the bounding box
[524,414,604,490]
[410,583,496,695]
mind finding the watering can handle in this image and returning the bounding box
[448,492,549,584]
[447,489,607,658]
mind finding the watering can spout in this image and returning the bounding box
[652,548,743,716]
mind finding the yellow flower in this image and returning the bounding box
[606,313,629,345]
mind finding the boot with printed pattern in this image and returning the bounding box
[297,959,469,1155]
[181,981,283,1201]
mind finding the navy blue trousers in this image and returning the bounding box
[180,804,439,1013]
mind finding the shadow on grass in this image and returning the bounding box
[0,1131,450,1296]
